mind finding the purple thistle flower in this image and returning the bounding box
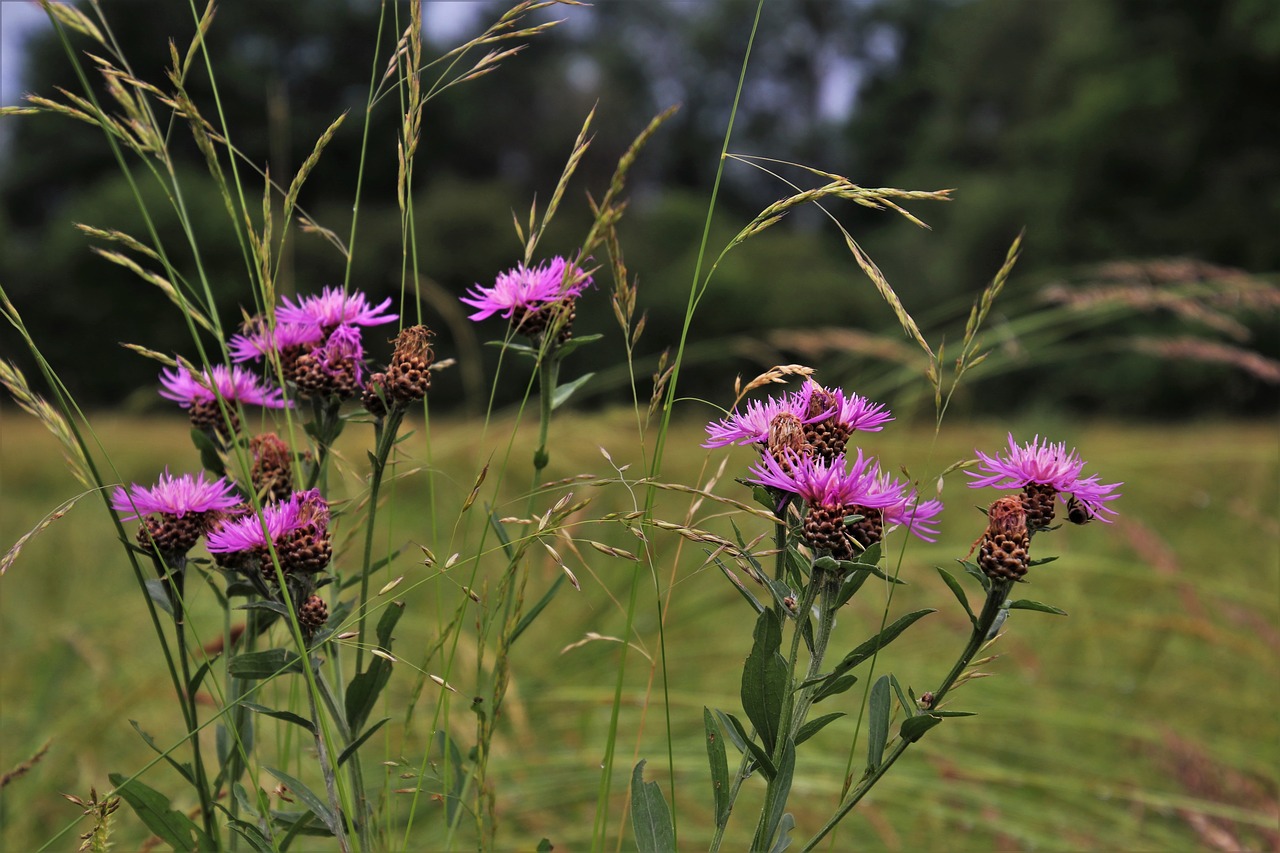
[159,363,291,409]
[967,434,1122,522]
[277,286,397,332]
[206,499,297,554]
[460,256,592,322]
[312,324,366,384]
[798,380,894,433]
[205,489,330,555]
[110,470,241,520]
[703,393,824,449]
[229,321,321,363]
[748,449,895,509]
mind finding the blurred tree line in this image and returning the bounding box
[2,0,1276,416]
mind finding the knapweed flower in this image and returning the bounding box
[749,450,897,560]
[160,363,290,437]
[977,495,1030,582]
[294,323,366,399]
[229,318,320,363]
[461,257,592,340]
[111,470,241,556]
[703,381,892,461]
[967,434,1122,526]
[277,286,397,335]
[797,380,894,460]
[206,489,332,577]
[249,433,294,503]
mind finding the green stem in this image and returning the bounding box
[800,579,1013,852]
[167,559,217,846]
[532,353,559,477]
[306,670,352,853]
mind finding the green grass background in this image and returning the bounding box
[1,409,1277,850]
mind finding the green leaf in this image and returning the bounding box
[770,813,796,853]
[145,578,173,617]
[551,371,595,410]
[900,714,943,743]
[814,609,934,692]
[723,712,776,779]
[959,559,991,592]
[241,702,315,735]
[488,510,516,561]
[337,718,388,767]
[1028,555,1059,566]
[536,840,554,853]
[228,648,305,680]
[235,600,292,617]
[108,772,199,851]
[1008,599,1068,616]
[794,712,844,747]
[936,566,976,625]
[866,675,890,772]
[630,760,676,853]
[889,674,915,718]
[715,709,747,754]
[741,609,789,754]
[832,569,871,610]
[754,737,795,852]
[509,575,566,644]
[811,673,858,704]
[553,332,604,358]
[346,600,405,733]
[264,766,339,837]
[229,820,275,853]
[704,708,731,828]
[128,721,194,785]
[815,555,905,586]
[190,427,226,477]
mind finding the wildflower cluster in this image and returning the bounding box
[709,378,938,564]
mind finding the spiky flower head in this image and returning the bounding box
[704,392,823,449]
[704,380,892,455]
[749,450,898,560]
[111,470,241,556]
[111,469,241,520]
[798,380,894,460]
[205,489,331,578]
[385,324,436,402]
[294,324,366,399]
[978,495,1031,581]
[229,318,320,363]
[277,286,397,334]
[460,256,593,325]
[159,364,290,437]
[250,433,294,503]
[967,434,1122,525]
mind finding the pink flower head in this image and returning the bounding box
[159,363,290,409]
[798,380,894,433]
[229,321,321,363]
[110,469,241,520]
[747,449,895,509]
[205,489,330,555]
[312,324,366,384]
[460,256,593,322]
[703,391,824,449]
[967,434,1122,522]
[277,286,397,333]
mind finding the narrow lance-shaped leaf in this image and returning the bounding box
[265,766,340,837]
[936,566,976,625]
[741,609,789,754]
[704,708,730,828]
[807,609,934,693]
[630,760,676,853]
[1008,599,1068,616]
[754,736,795,852]
[107,773,201,851]
[866,675,891,772]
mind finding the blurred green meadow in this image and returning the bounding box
[1,409,1276,850]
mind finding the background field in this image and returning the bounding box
[2,409,1276,849]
